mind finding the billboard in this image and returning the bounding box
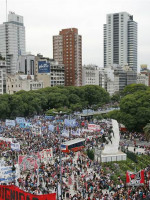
[38,61,50,73]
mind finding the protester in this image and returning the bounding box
[0,116,149,200]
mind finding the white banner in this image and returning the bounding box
[88,124,100,131]
[0,164,20,184]
[40,148,53,163]
[16,117,26,124]
[5,119,16,127]
[11,142,20,151]
[81,129,93,133]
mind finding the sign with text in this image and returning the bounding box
[5,120,15,127]
[88,124,100,131]
[38,61,50,73]
[0,185,56,200]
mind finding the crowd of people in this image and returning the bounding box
[0,115,150,200]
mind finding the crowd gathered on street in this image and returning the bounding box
[0,115,150,200]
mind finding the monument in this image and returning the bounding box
[95,119,126,162]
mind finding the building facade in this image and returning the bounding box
[82,65,99,86]
[6,74,43,94]
[35,54,65,88]
[17,54,35,75]
[0,12,26,74]
[137,73,149,86]
[99,65,137,95]
[50,61,65,87]
[104,12,137,71]
[53,28,82,86]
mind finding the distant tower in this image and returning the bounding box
[0,12,26,74]
[53,28,82,86]
[104,12,137,71]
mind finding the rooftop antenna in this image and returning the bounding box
[6,0,7,22]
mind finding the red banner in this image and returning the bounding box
[0,185,56,200]
[126,170,145,186]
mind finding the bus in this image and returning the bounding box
[61,138,85,153]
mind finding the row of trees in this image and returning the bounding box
[0,85,110,119]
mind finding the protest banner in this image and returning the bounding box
[0,164,20,184]
[88,124,100,131]
[5,120,15,127]
[48,124,55,132]
[16,117,26,124]
[40,148,53,163]
[19,123,32,128]
[64,119,77,127]
[126,170,145,186]
[0,185,56,200]
[18,153,41,171]
[11,142,20,151]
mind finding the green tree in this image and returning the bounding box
[143,123,150,142]
[118,89,150,131]
[83,85,110,106]
[111,92,121,102]
[122,83,147,97]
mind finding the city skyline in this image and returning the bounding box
[0,0,149,71]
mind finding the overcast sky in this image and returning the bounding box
[0,0,149,69]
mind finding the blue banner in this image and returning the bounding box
[38,61,50,73]
[19,123,32,128]
[48,125,55,132]
[5,119,16,127]
[64,119,77,128]
[45,116,54,120]
[16,117,26,124]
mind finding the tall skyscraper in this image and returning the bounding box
[0,12,26,74]
[104,12,137,71]
[53,28,82,86]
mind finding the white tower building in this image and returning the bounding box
[104,12,137,72]
[0,12,26,74]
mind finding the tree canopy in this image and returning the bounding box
[0,85,110,119]
[107,84,150,131]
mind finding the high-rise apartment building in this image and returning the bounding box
[53,28,82,86]
[0,12,26,74]
[104,12,137,71]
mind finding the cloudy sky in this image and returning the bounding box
[0,0,149,69]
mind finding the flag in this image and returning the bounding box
[126,170,145,186]
[48,125,55,132]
